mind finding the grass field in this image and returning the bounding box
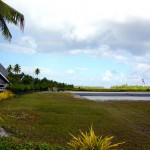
[0,92,150,149]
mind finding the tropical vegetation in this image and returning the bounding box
[7,64,74,94]
[13,64,21,74]
[7,65,13,74]
[0,92,149,149]
[0,0,24,40]
[35,68,40,78]
[74,84,150,92]
[68,127,124,150]
[0,90,15,100]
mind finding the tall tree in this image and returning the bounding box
[13,64,21,74]
[7,64,13,73]
[35,68,40,78]
[0,0,24,41]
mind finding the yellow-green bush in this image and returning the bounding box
[0,90,15,101]
[68,127,125,150]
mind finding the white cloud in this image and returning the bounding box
[2,0,150,87]
[0,44,36,54]
[3,0,150,59]
[67,67,87,74]
[102,70,113,81]
[0,36,37,54]
[21,36,37,50]
[22,66,64,79]
[76,67,87,71]
[67,69,75,74]
[69,46,127,63]
[135,63,150,72]
[4,0,150,39]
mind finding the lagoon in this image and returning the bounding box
[71,91,150,101]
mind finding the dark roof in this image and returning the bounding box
[0,72,10,84]
[0,63,8,77]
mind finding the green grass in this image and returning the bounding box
[0,92,150,149]
[74,85,150,92]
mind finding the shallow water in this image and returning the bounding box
[71,92,150,101]
[82,96,150,101]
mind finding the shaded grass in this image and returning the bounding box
[0,92,150,149]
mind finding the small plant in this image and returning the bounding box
[0,90,15,101]
[67,127,125,150]
[0,137,67,150]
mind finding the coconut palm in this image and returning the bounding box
[13,64,21,74]
[35,68,40,78]
[7,64,13,73]
[0,0,24,41]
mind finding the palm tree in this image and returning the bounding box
[0,0,24,41]
[13,64,21,74]
[35,68,40,78]
[7,64,13,73]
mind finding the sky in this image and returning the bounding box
[1,0,150,87]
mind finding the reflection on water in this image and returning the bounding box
[71,92,150,101]
[82,96,150,101]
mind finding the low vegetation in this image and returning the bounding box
[0,127,124,150]
[74,84,150,92]
[0,136,65,150]
[6,64,74,94]
[7,73,74,94]
[68,127,124,150]
[0,92,149,149]
[0,90,15,101]
[111,84,150,91]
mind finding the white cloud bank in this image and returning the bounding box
[4,0,150,57]
[2,0,150,86]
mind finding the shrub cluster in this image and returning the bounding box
[0,127,124,150]
[74,84,150,92]
[0,137,66,150]
[111,84,150,91]
[0,90,15,101]
[7,84,48,94]
[68,127,124,150]
[7,74,74,94]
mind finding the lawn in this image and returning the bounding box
[0,92,150,149]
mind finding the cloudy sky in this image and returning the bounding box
[1,0,150,87]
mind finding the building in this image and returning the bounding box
[0,64,10,92]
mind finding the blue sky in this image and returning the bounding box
[1,0,150,87]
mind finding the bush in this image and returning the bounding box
[0,90,15,101]
[67,127,124,150]
[0,137,67,150]
[0,127,125,150]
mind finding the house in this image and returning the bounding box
[0,64,10,92]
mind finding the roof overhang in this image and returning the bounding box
[0,72,10,84]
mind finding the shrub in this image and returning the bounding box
[67,127,124,150]
[0,90,15,101]
[0,137,67,150]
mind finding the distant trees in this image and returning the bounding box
[0,0,24,41]
[7,64,21,74]
[35,68,40,78]
[13,64,21,74]
[7,65,13,73]
[7,64,74,94]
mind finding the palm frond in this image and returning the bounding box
[0,0,24,30]
[0,16,12,41]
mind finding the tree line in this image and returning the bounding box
[7,64,40,77]
[7,64,74,94]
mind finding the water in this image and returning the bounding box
[71,92,150,101]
